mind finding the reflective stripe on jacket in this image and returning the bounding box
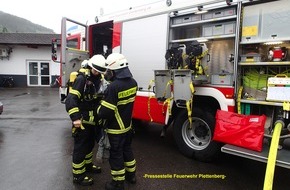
[97,77,137,134]
[65,72,102,122]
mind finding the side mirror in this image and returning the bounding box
[51,38,59,62]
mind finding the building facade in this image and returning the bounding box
[0,33,60,87]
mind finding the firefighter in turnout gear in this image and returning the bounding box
[97,53,137,190]
[65,55,107,186]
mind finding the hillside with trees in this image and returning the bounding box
[0,11,54,34]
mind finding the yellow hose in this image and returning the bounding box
[263,122,283,190]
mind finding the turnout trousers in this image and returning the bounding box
[72,123,95,178]
[108,130,136,182]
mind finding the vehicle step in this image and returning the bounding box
[221,143,290,169]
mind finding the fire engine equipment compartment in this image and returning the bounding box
[89,21,113,57]
[202,21,236,37]
[211,73,233,86]
[241,0,290,43]
[154,70,172,101]
[240,53,262,62]
[173,69,192,102]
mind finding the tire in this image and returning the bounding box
[173,107,221,162]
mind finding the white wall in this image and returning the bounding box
[122,14,169,90]
[0,45,60,76]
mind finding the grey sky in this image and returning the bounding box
[1,0,158,33]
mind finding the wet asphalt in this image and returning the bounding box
[1,87,290,190]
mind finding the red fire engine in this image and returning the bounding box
[52,0,290,188]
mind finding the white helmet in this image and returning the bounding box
[88,54,107,73]
[106,53,128,70]
[81,59,89,68]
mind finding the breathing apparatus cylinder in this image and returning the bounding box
[69,68,90,91]
[69,71,78,92]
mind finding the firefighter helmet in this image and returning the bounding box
[105,53,128,70]
[88,54,107,73]
[81,59,89,68]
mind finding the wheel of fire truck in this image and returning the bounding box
[173,107,221,162]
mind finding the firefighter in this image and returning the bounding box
[97,53,138,190]
[65,54,107,186]
[81,57,111,165]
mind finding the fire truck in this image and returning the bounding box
[52,0,290,183]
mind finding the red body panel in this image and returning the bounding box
[113,22,122,49]
[66,34,81,49]
[212,86,235,99]
[212,86,235,112]
[133,95,167,124]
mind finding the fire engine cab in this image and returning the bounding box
[52,0,290,186]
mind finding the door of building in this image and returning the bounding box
[27,61,50,86]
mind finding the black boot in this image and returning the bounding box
[73,176,93,186]
[105,180,124,190]
[125,173,136,184]
[86,164,102,174]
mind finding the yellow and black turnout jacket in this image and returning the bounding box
[97,77,137,134]
[66,72,102,123]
